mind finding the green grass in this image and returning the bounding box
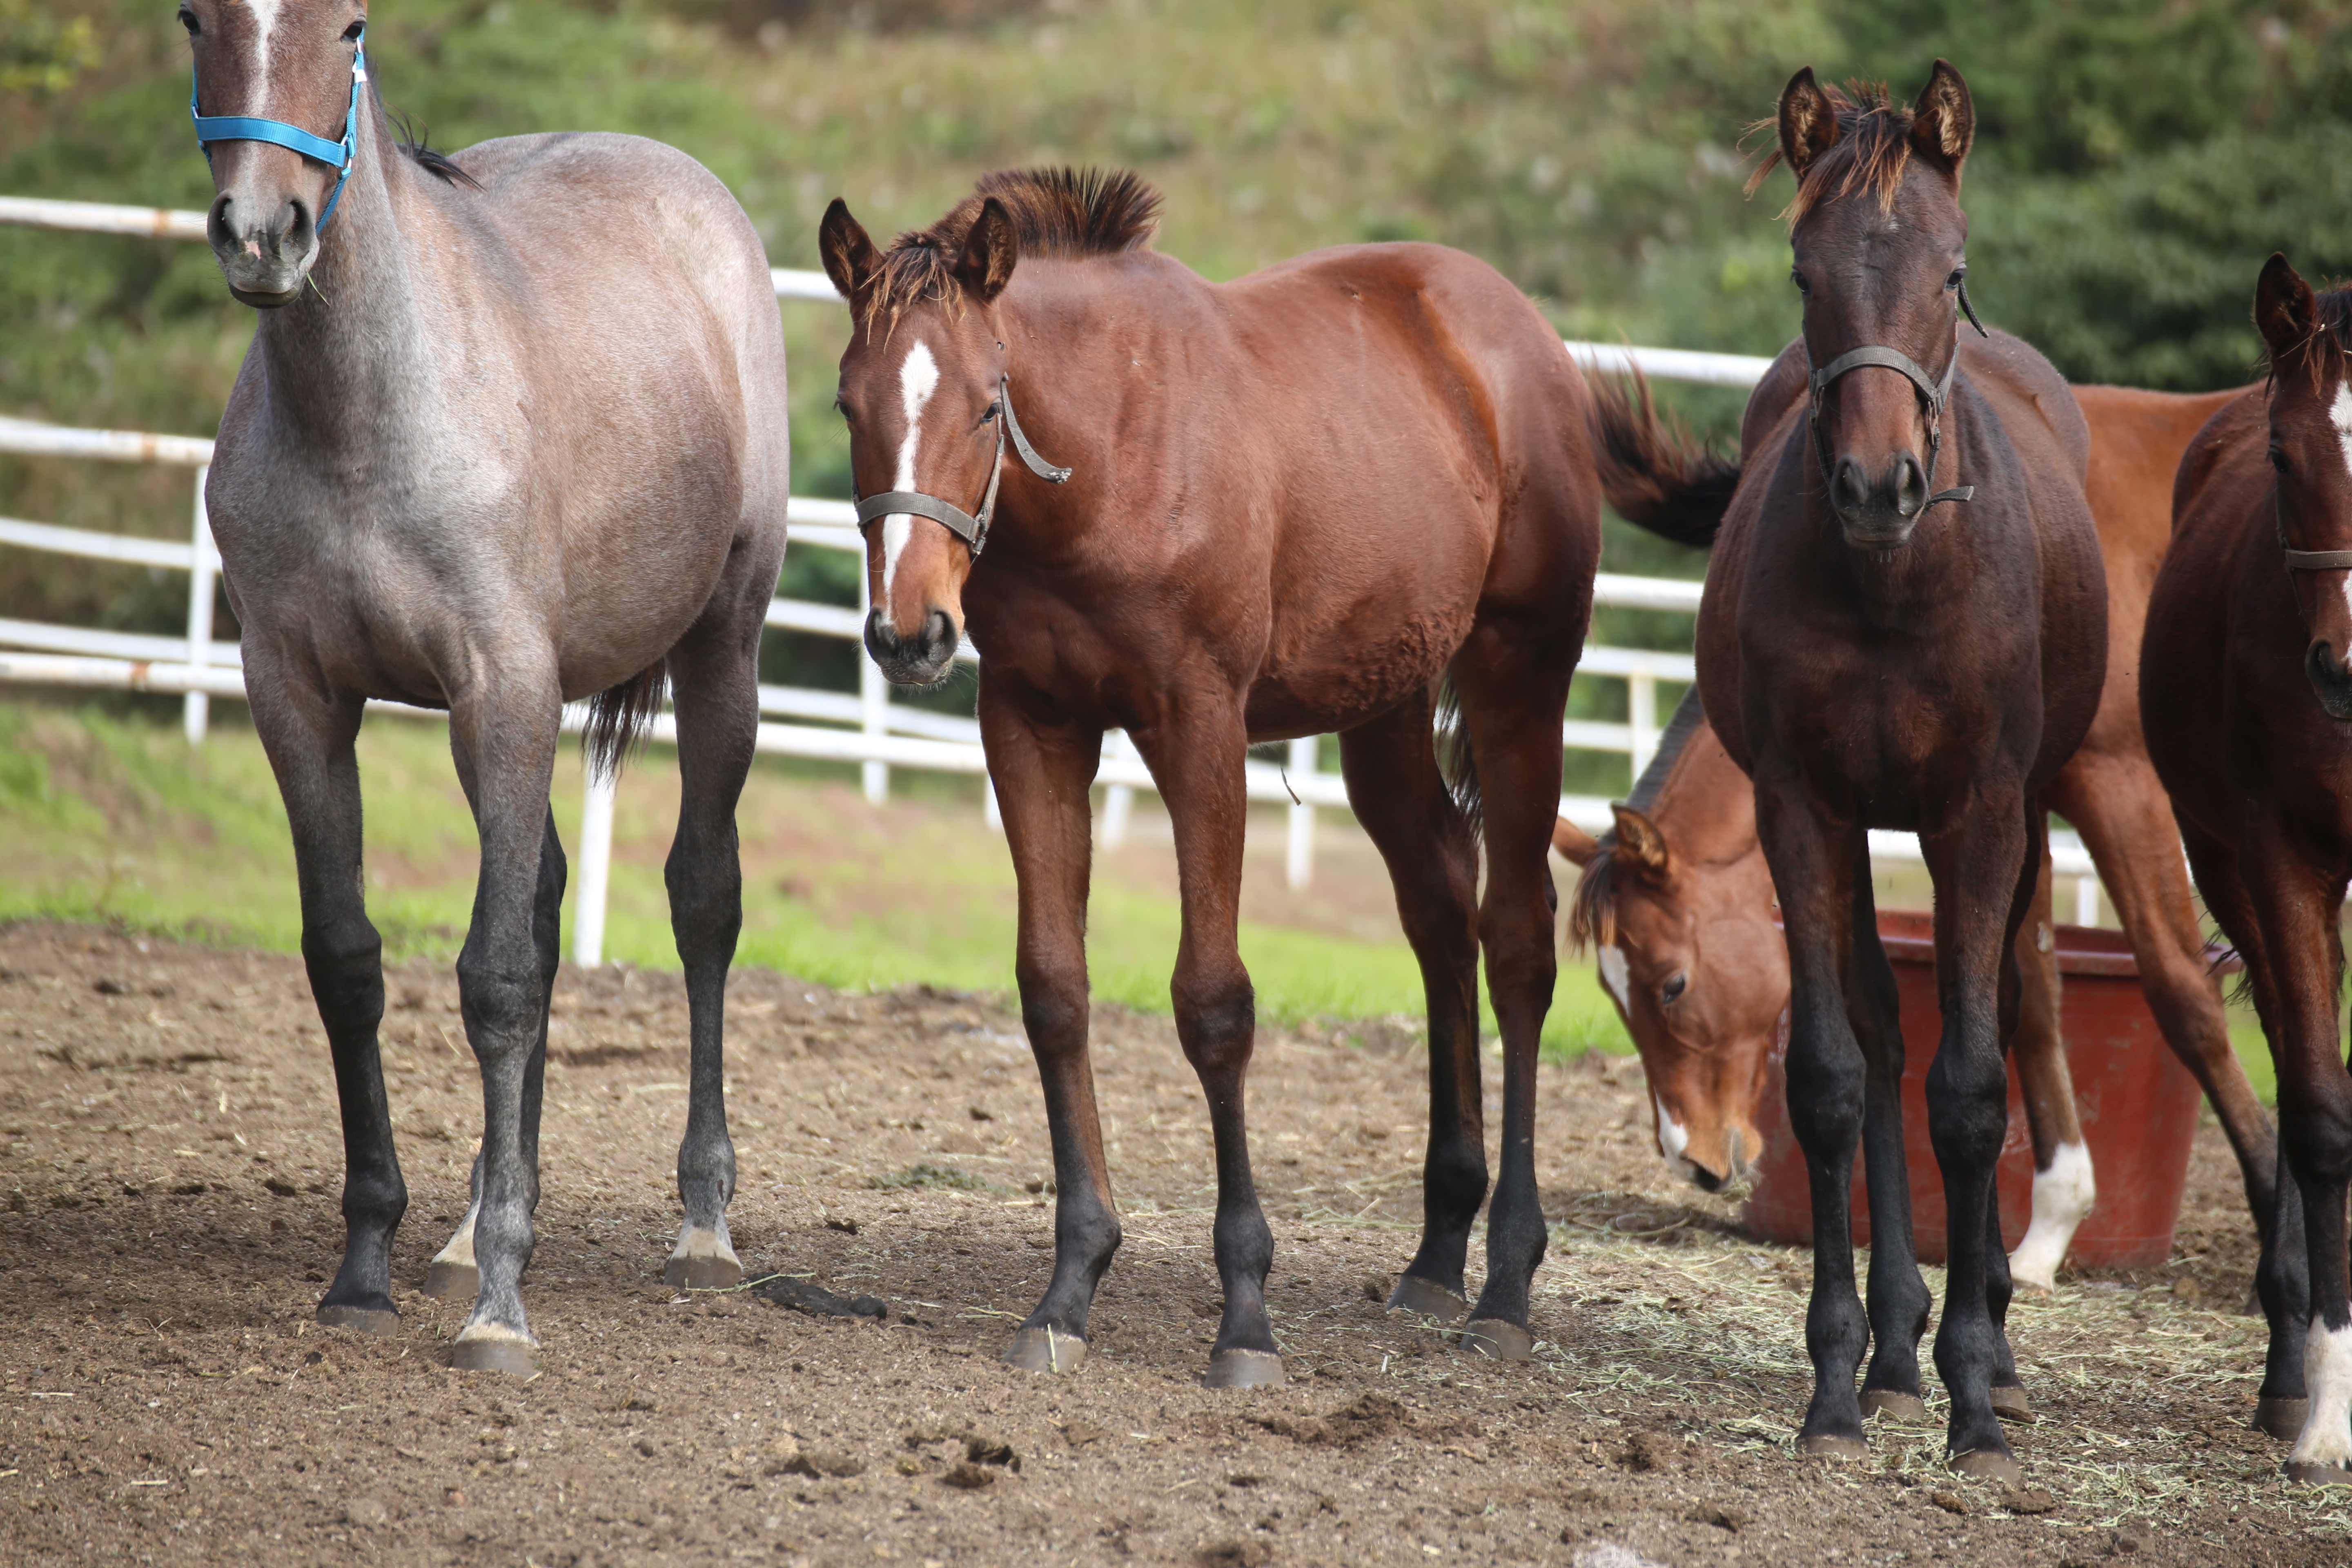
[0,697,1633,1059]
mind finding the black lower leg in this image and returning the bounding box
[666,800,743,1287]
[310,911,406,1328]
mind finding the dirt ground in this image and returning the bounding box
[1,920,2346,1567]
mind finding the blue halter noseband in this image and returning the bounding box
[189,29,368,232]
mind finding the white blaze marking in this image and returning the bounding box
[2331,383,2352,630]
[244,0,287,109]
[1653,1092,1698,1180]
[2294,1320,2352,1471]
[878,339,940,622]
[2007,1139,2094,1292]
[1597,944,1632,1013]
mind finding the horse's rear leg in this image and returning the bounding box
[1845,865,1932,1424]
[1336,696,1483,1321]
[248,671,407,1334]
[980,677,1119,1375]
[664,617,770,1289]
[2004,841,2091,1295]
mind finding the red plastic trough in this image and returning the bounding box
[1740,911,2207,1268]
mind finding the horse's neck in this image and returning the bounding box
[246,97,432,450]
[1650,720,1760,866]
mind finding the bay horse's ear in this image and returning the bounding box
[1552,816,1602,868]
[1907,58,1974,177]
[819,199,878,303]
[959,196,1019,304]
[2257,252,2319,361]
[1610,803,1675,879]
[1777,67,1839,184]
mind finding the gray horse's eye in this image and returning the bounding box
[179,7,199,34]
[1661,974,1687,1006]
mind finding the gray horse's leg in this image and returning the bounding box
[663,621,764,1288]
[442,684,564,1373]
[248,671,408,1334]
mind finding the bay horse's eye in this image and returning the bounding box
[2270,446,2292,473]
[1661,974,1688,1006]
[342,18,365,41]
[833,396,849,420]
[1789,269,1810,296]
[179,7,199,34]
[982,401,1002,425]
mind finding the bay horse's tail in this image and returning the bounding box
[583,660,669,783]
[1586,371,1741,548]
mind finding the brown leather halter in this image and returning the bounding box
[854,374,1070,557]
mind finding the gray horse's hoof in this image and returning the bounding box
[1797,1434,1868,1461]
[1002,1327,1087,1374]
[2257,1396,2309,1441]
[316,1303,399,1337]
[1950,1447,2023,1486]
[1203,1349,1287,1388]
[421,1260,479,1300]
[1461,1318,1535,1361]
[664,1254,744,1290]
[1386,1274,1468,1322]
[450,1333,538,1376]
[1989,1384,2035,1423]
[2286,1459,2352,1487]
[1860,1388,1929,1423]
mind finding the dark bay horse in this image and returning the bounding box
[187,0,789,1371]
[1561,383,2271,1294]
[1630,65,2107,1477]
[2145,255,2352,1484]
[818,168,1606,1383]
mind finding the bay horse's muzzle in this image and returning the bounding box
[2307,640,2352,721]
[1830,450,1931,548]
[864,608,961,688]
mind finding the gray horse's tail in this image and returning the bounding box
[1586,370,1741,548]
[583,661,669,784]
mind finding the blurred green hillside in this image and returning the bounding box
[5,0,2351,782]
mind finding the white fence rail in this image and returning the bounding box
[0,196,2104,960]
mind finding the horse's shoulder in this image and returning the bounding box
[1737,341,1809,461]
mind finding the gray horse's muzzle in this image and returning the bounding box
[209,192,318,308]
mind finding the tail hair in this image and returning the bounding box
[583,660,668,784]
[1587,370,1741,548]
[1435,677,1483,846]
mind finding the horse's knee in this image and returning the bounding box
[456,956,544,1051]
[2282,1087,2352,1190]
[1784,1032,1865,1154]
[1925,1040,2010,1167]
[1174,970,1255,1076]
[301,917,384,1027]
[1016,954,1089,1057]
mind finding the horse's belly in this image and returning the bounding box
[1244,606,1465,735]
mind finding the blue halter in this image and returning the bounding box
[189,30,368,232]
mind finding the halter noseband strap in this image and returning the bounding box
[854,375,1070,557]
[190,31,368,232]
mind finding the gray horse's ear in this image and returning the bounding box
[1776,67,1838,183]
[2256,252,2318,360]
[819,199,878,302]
[1907,58,1973,176]
[959,196,1018,304]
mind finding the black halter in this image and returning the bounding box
[854,374,1070,557]
[1806,283,1988,516]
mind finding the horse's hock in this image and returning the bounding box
[1742,911,2205,1268]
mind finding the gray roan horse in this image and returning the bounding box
[184,0,790,1372]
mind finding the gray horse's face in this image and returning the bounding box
[181,0,367,307]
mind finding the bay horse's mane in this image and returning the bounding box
[2268,286,2352,389]
[860,167,1163,332]
[1744,80,1931,223]
[1566,686,1707,952]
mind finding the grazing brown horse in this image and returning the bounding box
[1665,66,2108,1478]
[1562,383,2272,1294]
[2145,255,2352,1484]
[818,168,1605,1383]
[187,0,789,1370]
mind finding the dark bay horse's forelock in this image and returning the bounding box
[822,166,1619,1382]
[186,0,791,1372]
[1677,61,2108,1480]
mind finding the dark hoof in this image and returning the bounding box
[2257,1396,2309,1441]
[1001,1327,1087,1374]
[449,1334,537,1376]
[1951,1447,2023,1485]
[1203,1349,1287,1388]
[1797,1434,1868,1461]
[2285,1459,2352,1487]
[1860,1388,1929,1424]
[664,1254,744,1290]
[316,1303,399,1337]
[421,1260,478,1300]
[1386,1274,1468,1322]
[1989,1384,2036,1423]
[1461,1317,1536,1361]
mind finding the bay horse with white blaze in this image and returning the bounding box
[1668,65,2107,1478]
[1562,383,2274,1296]
[2145,255,2352,1484]
[187,0,789,1371]
[820,168,1607,1383]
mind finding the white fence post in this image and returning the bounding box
[183,465,214,743]
[2074,875,2100,928]
[857,567,888,806]
[1628,668,1659,782]
[1285,735,1317,891]
[572,765,617,967]
[1100,731,1137,851]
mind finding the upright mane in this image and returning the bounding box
[1567,686,1707,952]
[860,167,1163,334]
[1744,80,1929,225]
[2268,287,2352,389]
